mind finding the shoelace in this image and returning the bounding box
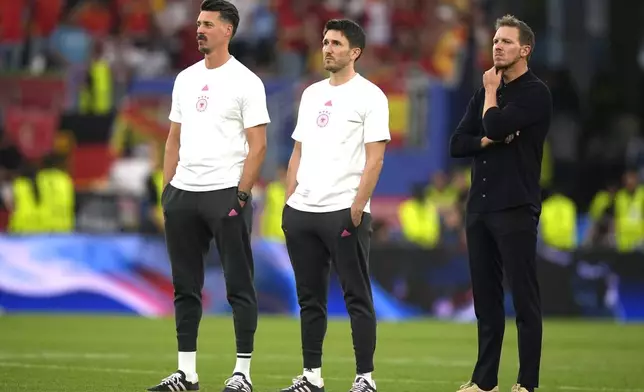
[460,382,475,389]
[224,375,251,392]
[285,375,310,391]
[160,373,184,386]
[350,378,373,392]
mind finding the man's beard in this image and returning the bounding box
[324,59,347,73]
[197,34,210,54]
[495,54,521,70]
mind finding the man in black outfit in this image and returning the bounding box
[450,15,552,392]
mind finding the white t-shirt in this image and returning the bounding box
[168,57,270,192]
[287,74,390,213]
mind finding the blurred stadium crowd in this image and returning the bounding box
[0,0,643,256]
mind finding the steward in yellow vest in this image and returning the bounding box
[37,170,75,233]
[8,174,42,234]
[261,168,287,242]
[540,189,577,250]
[590,171,644,252]
[398,184,441,248]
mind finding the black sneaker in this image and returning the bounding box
[147,370,199,391]
[349,377,376,392]
[280,375,325,392]
[223,372,252,392]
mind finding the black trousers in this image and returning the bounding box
[466,205,542,389]
[162,185,257,353]
[282,205,376,374]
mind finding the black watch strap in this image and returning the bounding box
[237,191,249,202]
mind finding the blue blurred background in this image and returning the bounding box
[1,0,643,322]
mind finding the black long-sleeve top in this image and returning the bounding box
[449,69,552,213]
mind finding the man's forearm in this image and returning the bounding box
[163,139,179,186]
[354,159,384,209]
[482,89,498,119]
[285,154,300,201]
[238,146,266,193]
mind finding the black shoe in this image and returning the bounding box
[147,370,199,391]
[223,372,252,392]
[349,377,376,392]
[280,375,325,392]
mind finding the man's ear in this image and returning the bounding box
[352,47,362,60]
[521,45,531,59]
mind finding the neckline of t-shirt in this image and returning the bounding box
[326,73,361,88]
[202,55,235,71]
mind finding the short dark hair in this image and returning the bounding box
[495,14,535,59]
[201,0,240,38]
[323,19,366,60]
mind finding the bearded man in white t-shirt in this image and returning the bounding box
[279,18,390,392]
[147,1,270,391]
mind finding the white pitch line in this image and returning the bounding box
[0,351,623,373]
[0,351,470,368]
[0,361,158,375]
[0,360,642,392]
[0,361,451,386]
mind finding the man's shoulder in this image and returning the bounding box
[355,75,388,100]
[467,87,485,105]
[525,78,550,92]
[523,71,552,95]
[521,78,553,111]
[302,79,330,96]
[177,60,205,77]
[228,58,265,87]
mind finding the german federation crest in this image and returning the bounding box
[317,110,330,127]
[196,96,209,112]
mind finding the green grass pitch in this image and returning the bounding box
[0,315,642,391]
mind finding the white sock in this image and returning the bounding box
[178,351,198,382]
[304,368,323,387]
[357,373,375,387]
[234,353,252,382]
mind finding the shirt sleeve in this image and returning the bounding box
[449,91,485,158]
[291,89,308,142]
[242,76,271,129]
[168,74,182,123]
[364,89,391,144]
[482,82,552,140]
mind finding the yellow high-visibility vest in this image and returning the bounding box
[262,181,286,242]
[540,194,577,250]
[8,177,42,234]
[37,168,75,232]
[588,190,613,221]
[398,199,440,248]
[79,59,113,115]
[614,187,644,252]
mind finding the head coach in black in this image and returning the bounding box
[450,15,552,392]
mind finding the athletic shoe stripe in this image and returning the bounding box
[178,381,186,391]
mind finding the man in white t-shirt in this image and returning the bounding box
[147,1,270,391]
[279,19,390,392]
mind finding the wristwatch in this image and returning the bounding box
[237,190,250,202]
